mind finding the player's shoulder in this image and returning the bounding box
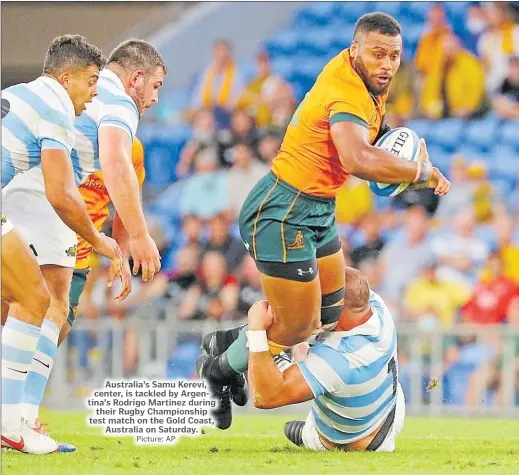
[369,290,395,324]
[319,50,371,99]
[5,77,75,131]
[97,70,138,114]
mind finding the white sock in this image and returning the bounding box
[21,319,59,425]
[2,317,41,433]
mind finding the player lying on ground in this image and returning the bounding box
[247,267,405,452]
[197,12,449,429]
[1,35,122,454]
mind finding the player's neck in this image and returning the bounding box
[106,63,128,88]
[334,308,373,331]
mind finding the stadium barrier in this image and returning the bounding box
[46,304,519,417]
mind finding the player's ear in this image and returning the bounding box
[57,71,70,89]
[350,40,359,58]
[129,70,144,87]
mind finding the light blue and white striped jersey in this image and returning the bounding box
[297,290,398,444]
[72,68,139,185]
[1,76,76,187]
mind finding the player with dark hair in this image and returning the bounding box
[1,34,121,454]
[15,38,167,437]
[197,13,450,429]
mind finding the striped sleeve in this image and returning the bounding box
[38,107,75,154]
[99,95,139,143]
[297,344,348,397]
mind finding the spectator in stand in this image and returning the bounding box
[491,56,519,119]
[467,161,504,224]
[415,3,451,76]
[200,213,246,273]
[478,2,519,93]
[188,39,245,119]
[226,143,269,220]
[179,148,229,220]
[334,176,374,225]
[176,109,218,178]
[257,134,282,166]
[435,155,476,224]
[357,257,384,293]
[217,109,260,166]
[385,55,416,127]
[235,255,264,318]
[403,257,471,328]
[237,50,295,129]
[393,188,439,217]
[431,208,490,289]
[178,250,239,322]
[420,33,486,119]
[461,252,519,326]
[465,3,489,54]
[493,214,519,284]
[349,213,385,268]
[379,205,431,312]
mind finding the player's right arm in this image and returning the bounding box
[41,149,122,263]
[330,121,450,195]
[98,124,160,282]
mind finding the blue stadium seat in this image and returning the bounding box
[464,118,499,153]
[336,2,373,22]
[499,120,519,150]
[299,27,335,56]
[373,2,401,17]
[429,118,464,153]
[270,56,296,81]
[405,119,433,143]
[427,145,451,174]
[266,29,299,57]
[294,2,339,28]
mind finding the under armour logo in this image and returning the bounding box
[297,267,315,276]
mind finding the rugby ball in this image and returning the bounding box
[368,127,420,197]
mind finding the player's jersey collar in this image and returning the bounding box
[37,75,75,118]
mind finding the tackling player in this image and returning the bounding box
[198,12,450,429]
[247,268,405,453]
[1,35,121,454]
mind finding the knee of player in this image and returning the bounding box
[48,293,71,318]
[27,283,51,317]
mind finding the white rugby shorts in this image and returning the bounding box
[2,167,77,267]
[302,383,406,453]
[1,213,14,236]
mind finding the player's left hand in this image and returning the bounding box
[112,258,132,301]
[247,300,274,331]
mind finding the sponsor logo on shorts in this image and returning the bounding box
[297,267,315,276]
[243,241,250,251]
[288,230,305,250]
[65,245,77,257]
[1,213,7,225]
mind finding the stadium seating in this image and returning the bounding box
[139,1,518,194]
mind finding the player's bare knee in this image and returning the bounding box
[46,294,71,327]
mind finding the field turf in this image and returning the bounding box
[2,410,518,475]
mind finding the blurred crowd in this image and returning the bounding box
[66,2,519,408]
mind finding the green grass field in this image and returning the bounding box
[2,411,518,475]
